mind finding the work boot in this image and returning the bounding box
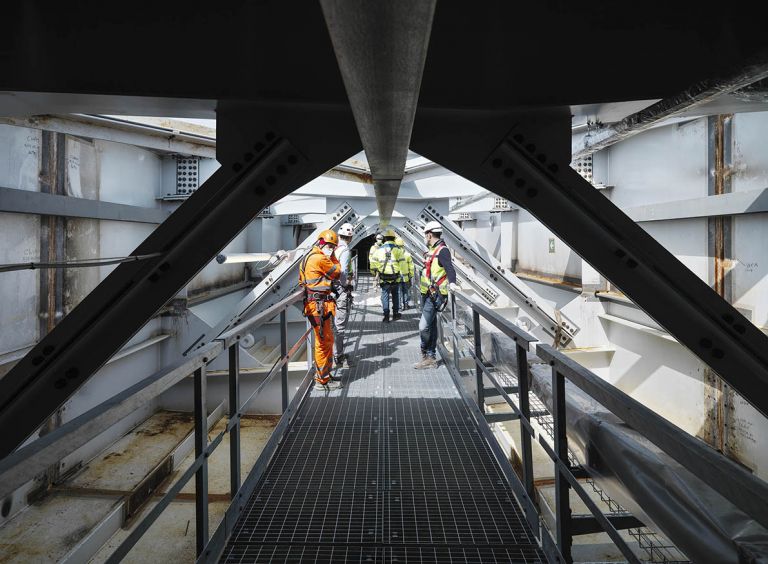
[393,312,402,321]
[314,380,342,391]
[383,312,390,323]
[335,354,352,369]
[414,356,438,370]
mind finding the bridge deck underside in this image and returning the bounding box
[220,277,545,563]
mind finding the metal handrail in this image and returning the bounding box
[445,288,768,561]
[536,343,768,532]
[102,290,311,562]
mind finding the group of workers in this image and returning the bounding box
[299,220,457,391]
[368,230,414,322]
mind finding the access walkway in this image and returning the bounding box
[219,276,546,563]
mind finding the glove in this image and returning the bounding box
[448,282,460,293]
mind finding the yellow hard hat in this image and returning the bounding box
[394,237,404,246]
[384,228,396,238]
[318,229,338,246]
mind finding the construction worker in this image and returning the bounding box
[333,222,355,368]
[299,229,342,390]
[414,221,459,369]
[395,237,414,310]
[368,233,383,279]
[370,229,402,322]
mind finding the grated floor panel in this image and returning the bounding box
[220,276,546,563]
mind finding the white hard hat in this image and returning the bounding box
[375,233,384,241]
[338,223,354,237]
[423,220,443,234]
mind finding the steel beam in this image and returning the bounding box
[189,202,359,354]
[412,109,768,419]
[412,208,578,345]
[398,220,503,305]
[572,60,768,158]
[0,186,170,224]
[320,0,436,224]
[0,106,359,457]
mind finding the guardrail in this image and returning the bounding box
[439,290,768,564]
[100,289,313,562]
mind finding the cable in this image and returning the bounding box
[0,252,164,273]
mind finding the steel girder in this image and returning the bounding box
[397,220,505,307]
[189,202,361,355]
[407,208,577,346]
[0,106,360,457]
[412,109,768,418]
[320,0,436,225]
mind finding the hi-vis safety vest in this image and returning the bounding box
[402,250,414,282]
[420,242,449,295]
[299,246,339,295]
[371,243,401,281]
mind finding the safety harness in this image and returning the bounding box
[424,242,448,311]
[378,246,399,283]
[299,247,337,338]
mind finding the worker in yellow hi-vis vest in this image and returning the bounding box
[394,237,414,310]
[369,229,404,322]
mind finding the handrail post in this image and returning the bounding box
[473,310,483,408]
[194,365,209,556]
[552,364,572,563]
[228,344,240,497]
[517,340,536,530]
[280,309,289,412]
[451,292,459,372]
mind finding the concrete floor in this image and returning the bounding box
[0,411,277,564]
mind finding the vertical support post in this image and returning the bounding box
[193,365,209,556]
[473,310,483,408]
[307,318,314,372]
[280,309,289,412]
[228,345,240,498]
[451,293,459,372]
[516,341,536,529]
[552,364,572,563]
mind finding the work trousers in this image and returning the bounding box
[305,300,335,384]
[379,280,400,315]
[333,290,352,357]
[419,292,446,358]
[400,279,411,308]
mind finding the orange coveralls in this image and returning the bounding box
[299,246,340,384]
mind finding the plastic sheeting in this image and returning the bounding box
[486,331,768,564]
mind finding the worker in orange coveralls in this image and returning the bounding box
[299,229,343,391]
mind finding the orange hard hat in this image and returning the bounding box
[318,229,338,246]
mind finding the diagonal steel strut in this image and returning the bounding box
[0,120,358,458]
[412,111,768,419]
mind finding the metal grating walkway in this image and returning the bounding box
[219,276,546,563]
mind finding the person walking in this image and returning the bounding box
[414,221,459,369]
[333,222,355,368]
[299,229,342,390]
[394,237,414,310]
[368,233,383,276]
[369,229,403,322]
